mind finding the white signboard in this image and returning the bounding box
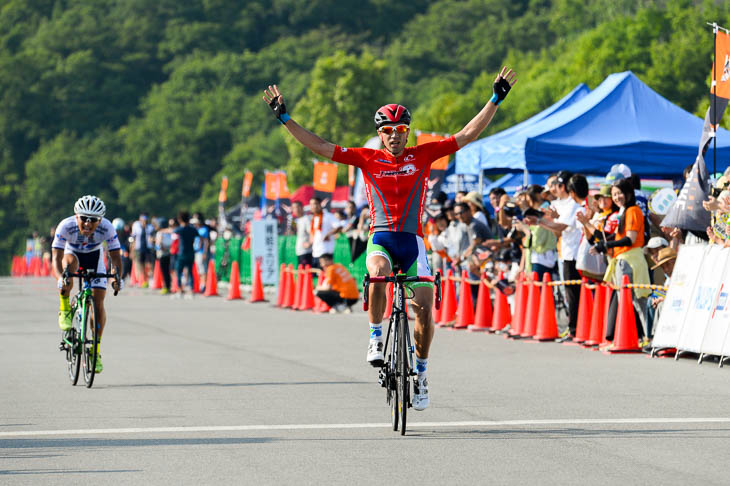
[699,251,730,357]
[250,219,278,285]
[652,245,705,349]
[677,245,725,353]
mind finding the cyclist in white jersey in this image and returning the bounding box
[52,195,122,373]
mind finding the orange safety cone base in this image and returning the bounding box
[227,261,243,300]
[250,260,268,303]
[204,259,219,297]
[454,271,475,329]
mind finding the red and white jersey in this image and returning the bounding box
[332,136,458,237]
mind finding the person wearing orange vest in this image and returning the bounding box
[315,254,360,313]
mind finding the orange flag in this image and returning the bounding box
[242,170,253,198]
[714,29,730,99]
[218,176,228,203]
[313,161,338,194]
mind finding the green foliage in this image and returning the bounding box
[2,0,730,274]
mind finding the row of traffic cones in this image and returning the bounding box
[275,264,331,313]
[434,269,511,332]
[10,256,51,277]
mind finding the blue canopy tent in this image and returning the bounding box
[456,83,590,175]
[456,71,730,178]
[483,173,549,195]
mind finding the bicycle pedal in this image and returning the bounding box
[58,342,66,351]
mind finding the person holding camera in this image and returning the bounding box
[513,185,557,280]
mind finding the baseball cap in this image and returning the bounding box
[611,163,632,179]
[646,237,669,250]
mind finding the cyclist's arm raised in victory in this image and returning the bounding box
[453,66,517,149]
[263,85,335,160]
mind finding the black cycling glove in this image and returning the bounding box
[268,96,290,124]
[491,77,512,105]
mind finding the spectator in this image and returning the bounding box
[453,202,490,300]
[352,206,370,263]
[440,200,469,274]
[514,185,557,280]
[155,219,174,294]
[309,197,337,269]
[591,177,651,347]
[647,247,677,340]
[455,190,468,204]
[428,212,450,277]
[192,213,210,290]
[315,253,360,313]
[463,191,490,231]
[530,171,584,341]
[131,213,154,287]
[489,187,511,233]
[173,211,199,299]
[292,201,313,267]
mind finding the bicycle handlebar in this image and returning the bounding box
[65,269,121,296]
[362,272,441,312]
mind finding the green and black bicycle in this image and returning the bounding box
[59,268,118,388]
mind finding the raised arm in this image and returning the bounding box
[454,67,517,149]
[263,85,335,159]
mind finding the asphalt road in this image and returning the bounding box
[2,277,729,485]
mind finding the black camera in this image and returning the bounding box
[502,203,522,219]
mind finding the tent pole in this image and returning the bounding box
[713,22,718,177]
[523,169,529,188]
[479,170,484,196]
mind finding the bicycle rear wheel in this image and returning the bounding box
[82,297,98,388]
[397,311,409,435]
[67,325,80,386]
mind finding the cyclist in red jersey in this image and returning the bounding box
[263,67,517,410]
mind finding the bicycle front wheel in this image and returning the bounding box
[389,319,399,432]
[397,311,409,436]
[81,297,98,388]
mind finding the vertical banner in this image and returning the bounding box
[417,133,450,208]
[713,28,730,101]
[652,245,707,349]
[240,170,253,232]
[250,219,278,285]
[313,161,338,207]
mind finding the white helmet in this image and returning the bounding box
[74,195,106,218]
[112,217,125,231]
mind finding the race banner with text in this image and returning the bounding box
[250,219,278,285]
[652,244,730,358]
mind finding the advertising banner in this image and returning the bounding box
[250,219,278,285]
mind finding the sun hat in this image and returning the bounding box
[651,247,677,270]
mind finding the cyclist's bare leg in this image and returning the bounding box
[411,286,434,359]
[92,288,107,338]
[366,255,391,324]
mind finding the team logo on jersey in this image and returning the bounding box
[404,154,415,162]
[375,163,417,178]
[376,158,393,164]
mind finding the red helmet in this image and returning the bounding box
[374,104,411,129]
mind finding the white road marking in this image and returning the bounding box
[2,418,730,438]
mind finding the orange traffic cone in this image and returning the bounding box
[276,264,287,307]
[192,262,201,294]
[454,271,475,329]
[604,275,640,353]
[438,269,457,326]
[129,261,139,287]
[282,264,295,308]
[491,272,511,332]
[432,278,443,324]
[601,287,614,347]
[300,265,315,311]
[534,272,559,341]
[250,259,266,303]
[42,258,51,276]
[11,256,18,276]
[151,260,163,289]
[227,261,242,300]
[204,259,218,297]
[469,272,493,331]
[521,272,540,338]
[509,273,526,337]
[584,283,607,347]
[291,265,302,309]
[574,279,593,343]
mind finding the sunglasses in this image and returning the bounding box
[79,216,100,223]
[453,211,463,216]
[378,124,409,135]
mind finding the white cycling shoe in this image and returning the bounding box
[366,340,384,367]
[412,376,429,411]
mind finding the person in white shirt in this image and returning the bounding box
[292,201,313,267]
[524,171,586,340]
[309,197,336,268]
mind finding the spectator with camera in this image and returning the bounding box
[513,185,557,280]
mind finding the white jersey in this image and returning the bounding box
[52,216,121,254]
